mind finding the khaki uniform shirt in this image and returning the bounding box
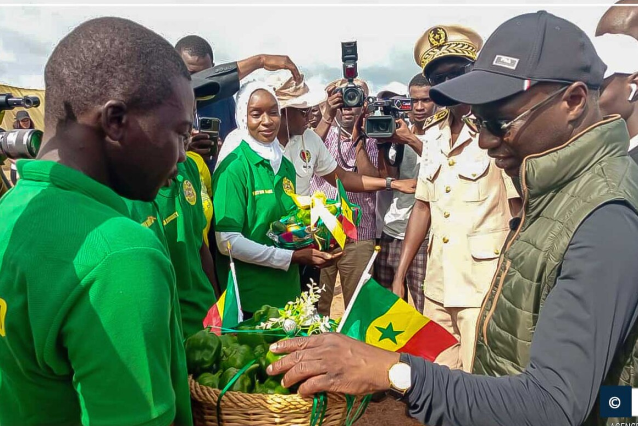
[416,115,518,307]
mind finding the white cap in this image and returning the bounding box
[267,73,327,109]
[377,81,408,98]
[593,33,638,79]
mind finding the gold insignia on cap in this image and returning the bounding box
[183,180,197,206]
[428,27,447,47]
[414,25,483,73]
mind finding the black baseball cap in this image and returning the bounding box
[430,11,607,106]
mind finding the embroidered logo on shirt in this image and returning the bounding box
[300,150,312,163]
[252,189,274,196]
[183,180,197,206]
[282,177,295,195]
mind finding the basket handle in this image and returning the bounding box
[216,358,258,426]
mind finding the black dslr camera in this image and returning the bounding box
[364,96,412,138]
[337,41,366,108]
[0,94,42,160]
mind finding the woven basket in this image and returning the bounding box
[189,375,349,426]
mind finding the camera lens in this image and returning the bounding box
[376,121,390,133]
[343,88,362,107]
[0,129,43,159]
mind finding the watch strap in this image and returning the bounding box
[386,177,394,191]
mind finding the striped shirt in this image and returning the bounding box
[310,126,378,241]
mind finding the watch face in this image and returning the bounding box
[389,362,411,391]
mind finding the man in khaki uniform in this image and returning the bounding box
[391,24,521,372]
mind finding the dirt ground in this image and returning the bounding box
[330,282,421,426]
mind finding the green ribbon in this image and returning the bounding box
[215,358,258,426]
[310,392,328,426]
[344,394,372,426]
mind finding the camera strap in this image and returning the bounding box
[335,122,361,171]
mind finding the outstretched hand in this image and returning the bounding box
[262,54,302,82]
[266,333,399,397]
[392,179,417,194]
[291,248,343,268]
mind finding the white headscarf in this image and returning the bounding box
[223,81,283,173]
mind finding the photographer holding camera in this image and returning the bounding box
[311,41,420,315]
[373,73,435,313]
[310,77,382,316]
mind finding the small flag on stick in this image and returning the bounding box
[202,241,243,334]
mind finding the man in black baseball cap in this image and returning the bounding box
[265,11,638,426]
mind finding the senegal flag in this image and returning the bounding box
[340,278,457,361]
[202,271,243,335]
[337,178,357,240]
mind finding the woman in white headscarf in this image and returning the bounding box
[212,81,336,316]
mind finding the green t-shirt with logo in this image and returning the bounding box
[0,160,192,426]
[213,141,301,313]
[127,158,216,339]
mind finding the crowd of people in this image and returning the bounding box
[2,2,638,426]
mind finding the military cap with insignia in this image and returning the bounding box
[414,25,484,76]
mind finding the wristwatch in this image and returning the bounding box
[388,357,412,398]
[386,177,395,191]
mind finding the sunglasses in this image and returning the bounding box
[463,85,569,137]
[297,107,310,116]
[426,62,474,87]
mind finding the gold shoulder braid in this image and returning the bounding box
[423,109,449,131]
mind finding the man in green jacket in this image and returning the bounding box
[267,11,638,426]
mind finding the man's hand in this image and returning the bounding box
[352,99,370,143]
[291,248,343,268]
[392,179,417,194]
[391,277,406,300]
[324,86,344,120]
[188,133,213,157]
[262,55,301,83]
[378,119,418,146]
[267,333,400,397]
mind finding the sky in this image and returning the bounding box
[0,0,626,96]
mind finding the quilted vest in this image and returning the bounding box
[473,117,638,425]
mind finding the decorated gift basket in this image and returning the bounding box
[267,179,361,252]
[186,285,371,426]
